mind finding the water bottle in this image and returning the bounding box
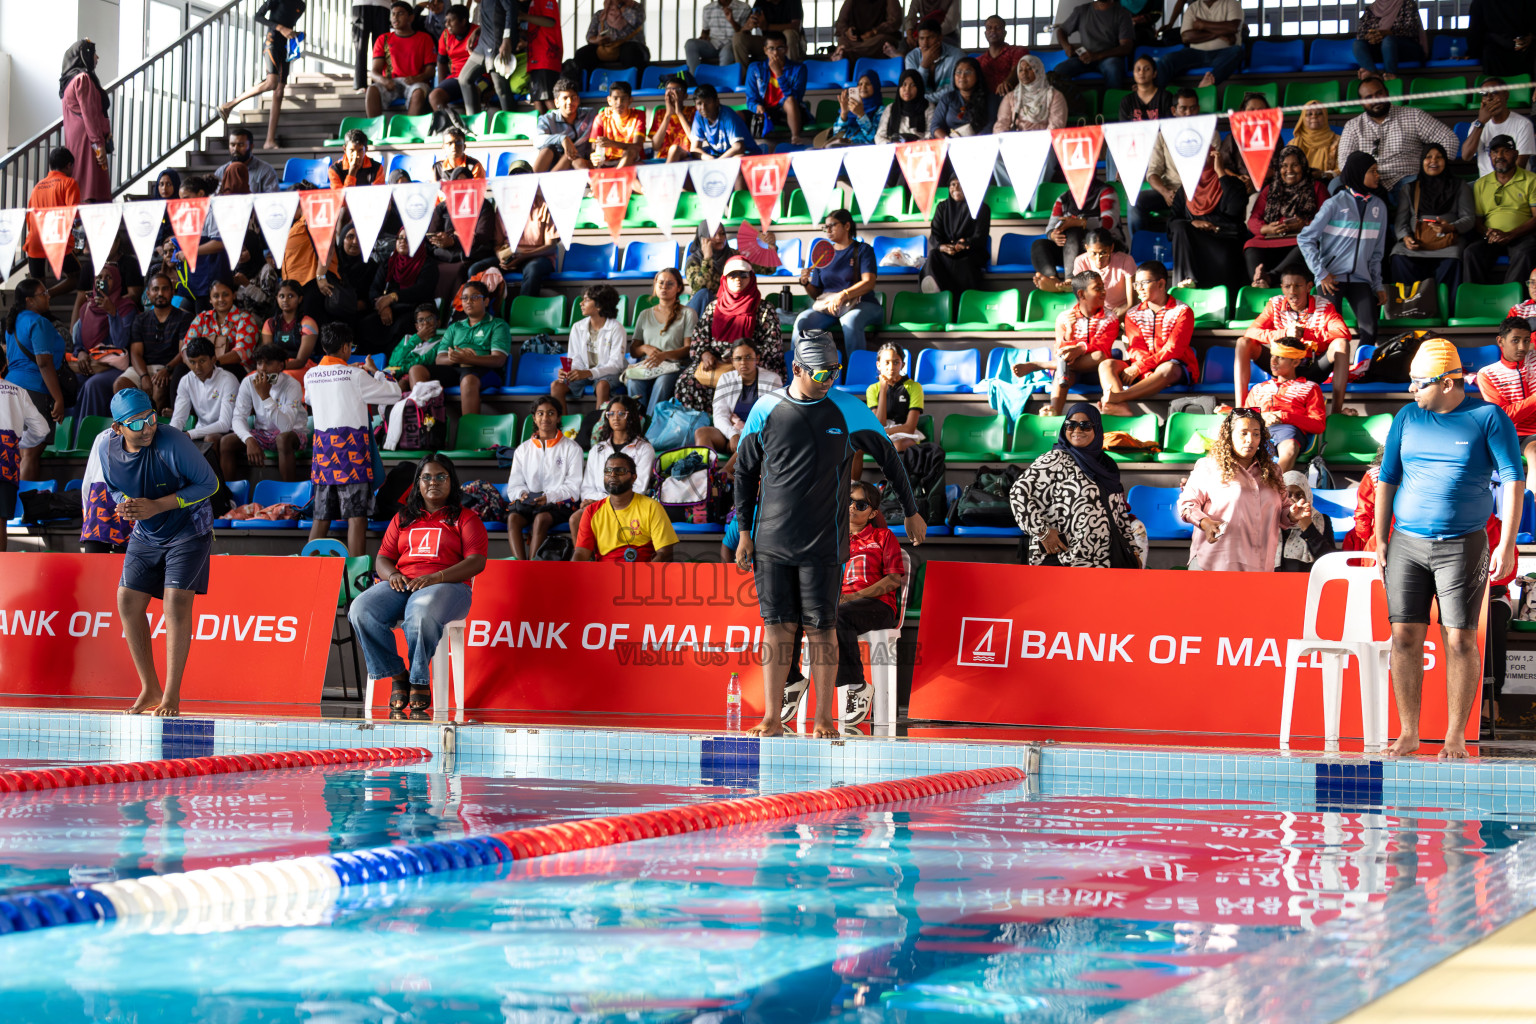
[1449,38,1463,61]
[1153,239,1168,264]
[725,672,742,732]
[779,286,792,312]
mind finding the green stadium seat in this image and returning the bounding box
[381,114,433,144]
[1227,286,1280,329]
[1340,77,1403,114]
[1282,80,1339,108]
[1223,82,1277,110]
[1195,84,1216,114]
[1020,289,1075,329]
[622,193,660,229]
[1323,413,1394,464]
[1406,76,1468,112]
[325,115,383,147]
[1448,282,1522,327]
[1476,74,1531,107]
[853,187,911,223]
[442,413,519,460]
[814,99,838,127]
[904,561,925,622]
[726,189,756,223]
[1000,414,1061,463]
[673,191,705,226]
[984,185,1027,219]
[56,415,111,458]
[778,293,813,333]
[1102,89,1129,119]
[485,110,538,140]
[1157,412,1223,463]
[1171,285,1230,324]
[628,293,659,328]
[946,289,1022,331]
[459,112,495,138]
[575,197,603,229]
[916,413,934,443]
[1101,413,1163,463]
[45,415,73,456]
[1027,183,1068,218]
[518,414,583,445]
[507,295,567,334]
[885,291,953,332]
[939,412,1007,462]
[779,189,814,225]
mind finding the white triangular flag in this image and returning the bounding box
[537,169,591,244]
[943,135,1000,219]
[688,157,741,235]
[208,194,256,271]
[1101,120,1162,199]
[391,182,439,256]
[120,200,167,276]
[251,191,300,272]
[488,175,539,252]
[635,162,689,239]
[840,143,896,225]
[1160,114,1218,204]
[997,131,1054,207]
[344,184,396,254]
[0,209,27,280]
[789,149,844,224]
[76,203,122,276]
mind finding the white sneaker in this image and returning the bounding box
[779,676,809,722]
[843,684,871,726]
[920,275,939,294]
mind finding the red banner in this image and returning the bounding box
[1050,125,1105,210]
[0,553,339,703]
[440,177,488,256]
[741,153,792,227]
[1228,108,1284,187]
[588,167,637,242]
[165,198,208,272]
[298,189,343,263]
[29,205,77,279]
[910,562,1478,745]
[895,139,946,215]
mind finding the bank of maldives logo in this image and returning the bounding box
[957,617,1013,668]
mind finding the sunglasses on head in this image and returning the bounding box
[849,499,872,511]
[806,365,842,383]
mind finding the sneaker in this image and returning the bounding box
[779,676,809,722]
[920,275,939,294]
[843,684,871,726]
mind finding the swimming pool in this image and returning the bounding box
[2,711,1535,1023]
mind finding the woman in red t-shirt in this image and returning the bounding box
[349,455,488,714]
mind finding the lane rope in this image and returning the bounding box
[0,746,431,794]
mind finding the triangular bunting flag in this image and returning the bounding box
[588,166,637,242]
[789,149,844,224]
[1101,119,1162,198]
[741,153,792,227]
[439,177,488,256]
[391,182,439,257]
[537,169,591,244]
[120,200,166,277]
[165,198,207,272]
[298,189,344,264]
[0,210,28,281]
[1051,125,1105,209]
[841,144,895,225]
[634,162,689,239]
[996,132,1053,211]
[487,176,539,254]
[1160,114,1218,204]
[76,203,122,276]
[251,191,300,272]
[895,139,947,216]
[1228,107,1284,187]
[29,206,76,279]
[688,158,741,235]
[209,194,255,271]
[943,135,1000,219]
[345,183,396,254]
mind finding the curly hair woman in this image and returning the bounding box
[1177,408,1313,571]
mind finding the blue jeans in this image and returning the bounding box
[1156,44,1243,87]
[793,299,884,353]
[1053,55,1126,89]
[628,371,680,414]
[687,288,713,316]
[1353,35,1424,75]
[348,580,474,688]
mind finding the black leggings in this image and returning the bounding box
[1029,229,1086,279]
[786,597,899,691]
[81,541,127,554]
[1244,245,1309,287]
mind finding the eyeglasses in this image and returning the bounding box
[1063,420,1095,432]
[420,473,449,483]
[849,499,872,511]
[821,224,839,233]
[120,414,154,431]
[806,365,843,384]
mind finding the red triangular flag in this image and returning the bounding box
[588,167,637,242]
[298,189,344,264]
[895,139,947,215]
[1228,108,1284,187]
[741,153,792,228]
[1050,125,1105,210]
[29,205,77,279]
[165,197,208,272]
[440,177,488,256]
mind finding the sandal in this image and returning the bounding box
[388,677,411,711]
[407,685,432,712]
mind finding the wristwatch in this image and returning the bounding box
[1471,120,1484,130]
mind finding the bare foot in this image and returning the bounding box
[153,700,181,718]
[1382,72,1398,81]
[1251,263,1267,288]
[262,141,281,151]
[125,686,163,715]
[1438,739,1471,760]
[1177,278,1196,289]
[1198,72,1216,88]
[812,717,838,739]
[1100,401,1133,417]
[1357,68,1372,80]
[746,719,783,737]
[1386,734,1420,757]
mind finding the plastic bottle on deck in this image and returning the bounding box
[725,672,742,732]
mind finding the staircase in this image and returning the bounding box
[184,72,361,177]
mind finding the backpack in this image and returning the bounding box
[520,333,565,355]
[1169,394,1220,416]
[891,442,947,526]
[947,464,1024,529]
[1356,329,1436,384]
[646,400,711,452]
[460,479,510,523]
[17,490,82,524]
[369,461,420,521]
[381,388,447,451]
[652,446,727,524]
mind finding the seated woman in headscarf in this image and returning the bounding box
[1292,101,1340,182]
[1389,142,1473,292]
[1277,470,1335,572]
[360,229,442,354]
[875,70,932,144]
[1245,146,1329,288]
[817,73,883,149]
[71,264,136,419]
[922,177,990,294]
[1168,141,1248,291]
[681,222,777,316]
[1008,403,1142,569]
[993,54,1065,133]
[675,259,785,414]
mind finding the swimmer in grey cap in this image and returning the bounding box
[792,330,841,375]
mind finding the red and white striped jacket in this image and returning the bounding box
[1055,302,1119,357]
[1244,376,1327,435]
[1477,354,1536,434]
[1509,299,1536,326]
[1243,295,1350,356]
[1123,298,1198,382]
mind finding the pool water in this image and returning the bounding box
[2,747,1534,1024]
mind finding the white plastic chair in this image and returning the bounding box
[796,550,912,736]
[1280,551,1390,753]
[365,618,466,720]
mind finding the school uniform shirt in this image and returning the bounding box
[170,367,240,440]
[80,428,128,547]
[385,332,441,375]
[436,315,512,360]
[1510,298,1536,329]
[506,435,583,505]
[1242,294,1350,357]
[575,493,679,561]
[1123,298,1198,382]
[567,316,628,380]
[1244,377,1327,435]
[231,371,308,443]
[1478,352,1536,435]
[380,507,489,584]
[713,368,784,438]
[371,28,437,80]
[303,355,403,486]
[23,171,81,258]
[0,378,50,483]
[650,106,695,154]
[864,377,924,428]
[437,24,478,77]
[843,523,904,616]
[581,436,658,503]
[1055,302,1118,358]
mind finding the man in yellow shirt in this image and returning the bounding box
[1467,134,1536,285]
[573,453,679,562]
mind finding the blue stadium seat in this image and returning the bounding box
[1520,489,1536,544]
[636,63,686,96]
[1246,39,1304,73]
[984,346,1049,383]
[1307,38,1358,71]
[913,348,980,395]
[836,347,907,393]
[1127,485,1192,539]
[505,353,567,396]
[492,149,538,176]
[582,66,638,98]
[775,237,802,273]
[1130,231,1171,266]
[550,242,616,281]
[1197,348,1268,394]
[211,479,251,527]
[611,241,679,279]
[9,480,58,526]
[805,59,851,90]
[387,152,436,183]
[1036,49,1069,71]
[1427,35,1477,67]
[230,480,313,529]
[693,64,742,92]
[1133,45,1182,64]
[1310,487,1359,541]
[851,57,902,87]
[870,235,926,275]
[282,158,331,188]
[991,233,1040,273]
